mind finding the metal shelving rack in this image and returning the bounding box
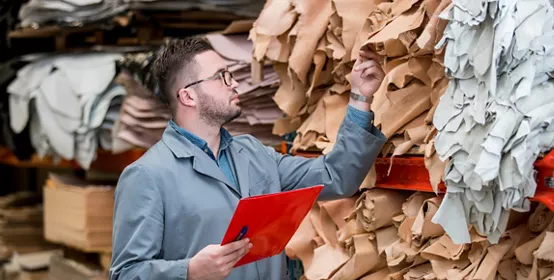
[289,147,554,212]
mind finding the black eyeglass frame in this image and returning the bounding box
[183,70,234,89]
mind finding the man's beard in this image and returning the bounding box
[197,89,241,127]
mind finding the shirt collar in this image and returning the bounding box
[168,120,234,152]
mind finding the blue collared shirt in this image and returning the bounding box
[169,120,239,189]
[169,105,376,191]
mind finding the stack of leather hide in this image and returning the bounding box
[252,0,554,246]
[112,51,171,153]
[127,0,264,18]
[251,0,373,154]
[17,0,127,28]
[6,52,126,169]
[358,0,451,191]
[206,32,284,147]
[431,0,554,245]
[250,0,451,187]
[287,191,554,280]
[17,0,262,29]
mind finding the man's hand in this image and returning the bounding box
[349,48,385,111]
[188,238,252,280]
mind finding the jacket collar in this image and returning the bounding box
[161,120,234,159]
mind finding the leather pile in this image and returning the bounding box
[250,0,451,188]
[126,0,264,18]
[16,0,263,28]
[17,0,127,28]
[359,0,451,191]
[3,50,177,165]
[251,0,368,154]
[252,0,554,247]
[6,52,126,169]
[111,51,172,154]
[286,191,554,280]
[432,0,554,244]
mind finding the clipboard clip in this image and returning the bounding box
[235,226,248,241]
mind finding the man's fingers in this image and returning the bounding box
[220,246,246,265]
[221,243,251,265]
[359,49,379,60]
[361,67,385,80]
[220,238,250,255]
[355,60,379,72]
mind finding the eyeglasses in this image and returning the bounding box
[183,70,234,89]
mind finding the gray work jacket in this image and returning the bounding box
[109,116,386,280]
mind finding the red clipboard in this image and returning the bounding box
[221,185,323,267]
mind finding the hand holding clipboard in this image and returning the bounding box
[221,185,323,267]
[187,236,252,279]
[187,185,322,279]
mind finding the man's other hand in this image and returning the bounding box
[188,238,252,280]
[349,47,385,111]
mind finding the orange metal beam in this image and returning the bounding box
[291,144,554,211]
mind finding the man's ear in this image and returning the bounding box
[177,88,197,107]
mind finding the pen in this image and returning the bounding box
[235,226,248,241]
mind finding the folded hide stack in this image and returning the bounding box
[287,191,554,280]
[112,51,171,153]
[17,0,262,29]
[110,70,170,153]
[206,33,284,147]
[358,0,452,190]
[250,0,381,154]
[126,0,264,18]
[17,0,127,28]
[431,0,554,244]
[6,53,126,169]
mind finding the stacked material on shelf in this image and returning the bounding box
[17,0,128,28]
[127,0,264,18]
[0,192,58,262]
[17,0,263,30]
[6,52,126,169]
[358,0,452,191]
[431,0,554,244]
[286,190,554,280]
[43,173,115,253]
[111,51,170,153]
[250,0,379,154]
[206,32,284,146]
[250,0,451,188]
[110,70,169,153]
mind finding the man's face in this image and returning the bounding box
[192,50,241,126]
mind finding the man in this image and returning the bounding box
[109,36,386,280]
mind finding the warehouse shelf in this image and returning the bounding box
[0,146,145,173]
[291,145,554,212]
[1,143,283,173]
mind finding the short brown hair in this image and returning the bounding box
[152,36,213,111]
